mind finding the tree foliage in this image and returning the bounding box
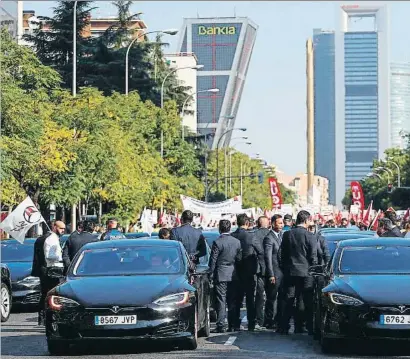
[342,146,410,210]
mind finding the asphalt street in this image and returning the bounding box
[2,311,410,359]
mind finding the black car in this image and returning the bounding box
[45,239,211,355]
[310,238,410,353]
[1,239,41,306]
[1,263,12,322]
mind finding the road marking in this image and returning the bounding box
[224,336,237,346]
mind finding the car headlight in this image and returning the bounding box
[48,295,80,310]
[153,292,192,306]
[17,276,40,287]
[328,293,364,306]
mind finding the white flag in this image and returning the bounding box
[0,196,45,243]
[140,208,153,236]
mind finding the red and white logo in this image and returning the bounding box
[23,206,42,224]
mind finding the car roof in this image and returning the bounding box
[338,238,410,248]
[82,239,183,250]
[323,233,376,240]
[2,239,36,245]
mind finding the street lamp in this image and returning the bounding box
[228,142,252,196]
[384,159,401,188]
[181,88,219,140]
[216,127,246,193]
[375,167,391,183]
[366,172,382,180]
[160,64,204,158]
[125,28,178,95]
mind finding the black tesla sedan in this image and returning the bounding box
[45,239,211,355]
[1,263,12,322]
[310,238,410,353]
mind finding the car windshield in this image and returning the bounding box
[1,242,34,262]
[73,246,183,276]
[339,246,410,274]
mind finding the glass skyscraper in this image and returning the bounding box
[334,4,389,205]
[177,17,258,148]
[313,29,336,205]
[390,63,410,149]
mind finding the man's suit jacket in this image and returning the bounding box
[170,223,206,259]
[251,227,269,276]
[231,228,263,278]
[208,234,242,283]
[381,227,403,238]
[316,234,331,266]
[31,232,50,277]
[263,230,283,280]
[62,232,97,268]
[280,226,318,277]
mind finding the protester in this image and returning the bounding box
[283,214,292,231]
[62,221,97,270]
[339,218,348,228]
[280,210,317,335]
[379,218,403,237]
[383,212,403,237]
[100,218,126,240]
[263,214,284,330]
[32,220,65,325]
[208,219,242,333]
[349,219,359,230]
[404,223,410,237]
[170,210,206,264]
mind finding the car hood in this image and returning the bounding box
[333,274,410,305]
[59,275,193,307]
[2,262,32,282]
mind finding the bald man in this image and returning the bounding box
[34,220,65,325]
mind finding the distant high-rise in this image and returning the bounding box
[177,17,258,148]
[335,4,390,205]
[313,29,336,204]
[1,1,23,43]
[390,62,410,149]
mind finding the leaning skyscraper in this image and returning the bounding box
[177,17,258,148]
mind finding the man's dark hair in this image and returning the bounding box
[350,219,356,225]
[237,213,249,227]
[159,228,170,239]
[219,219,231,234]
[257,216,268,227]
[296,210,310,225]
[181,210,194,223]
[284,214,292,222]
[271,214,282,224]
[342,218,347,222]
[380,218,393,230]
[83,221,94,233]
[77,221,84,230]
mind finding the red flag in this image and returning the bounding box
[386,207,396,213]
[369,210,381,231]
[268,177,283,209]
[403,208,410,222]
[350,181,365,212]
[362,201,373,226]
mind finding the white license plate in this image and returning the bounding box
[94,315,137,326]
[380,315,410,325]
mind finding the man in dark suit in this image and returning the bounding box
[62,221,97,271]
[170,210,206,264]
[208,220,242,333]
[380,218,403,237]
[232,214,263,331]
[250,216,269,328]
[280,210,317,335]
[263,214,284,329]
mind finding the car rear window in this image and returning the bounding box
[339,246,410,274]
[73,246,183,276]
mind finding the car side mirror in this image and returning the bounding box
[309,264,325,276]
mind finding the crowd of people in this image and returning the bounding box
[30,208,409,330]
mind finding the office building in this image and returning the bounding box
[335,4,390,205]
[390,62,410,149]
[22,10,146,40]
[1,1,23,42]
[313,29,336,204]
[164,53,198,134]
[177,17,258,149]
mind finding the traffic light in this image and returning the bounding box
[387,183,393,193]
[258,172,264,184]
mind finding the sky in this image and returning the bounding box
[23,1,410,176]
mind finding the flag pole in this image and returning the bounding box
[368,209,381,231]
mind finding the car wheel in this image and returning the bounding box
[47,339,70,356]
[320,312,338,354]
[181,306,198,350]
[198,301,210,337]
[1,283,11,322]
